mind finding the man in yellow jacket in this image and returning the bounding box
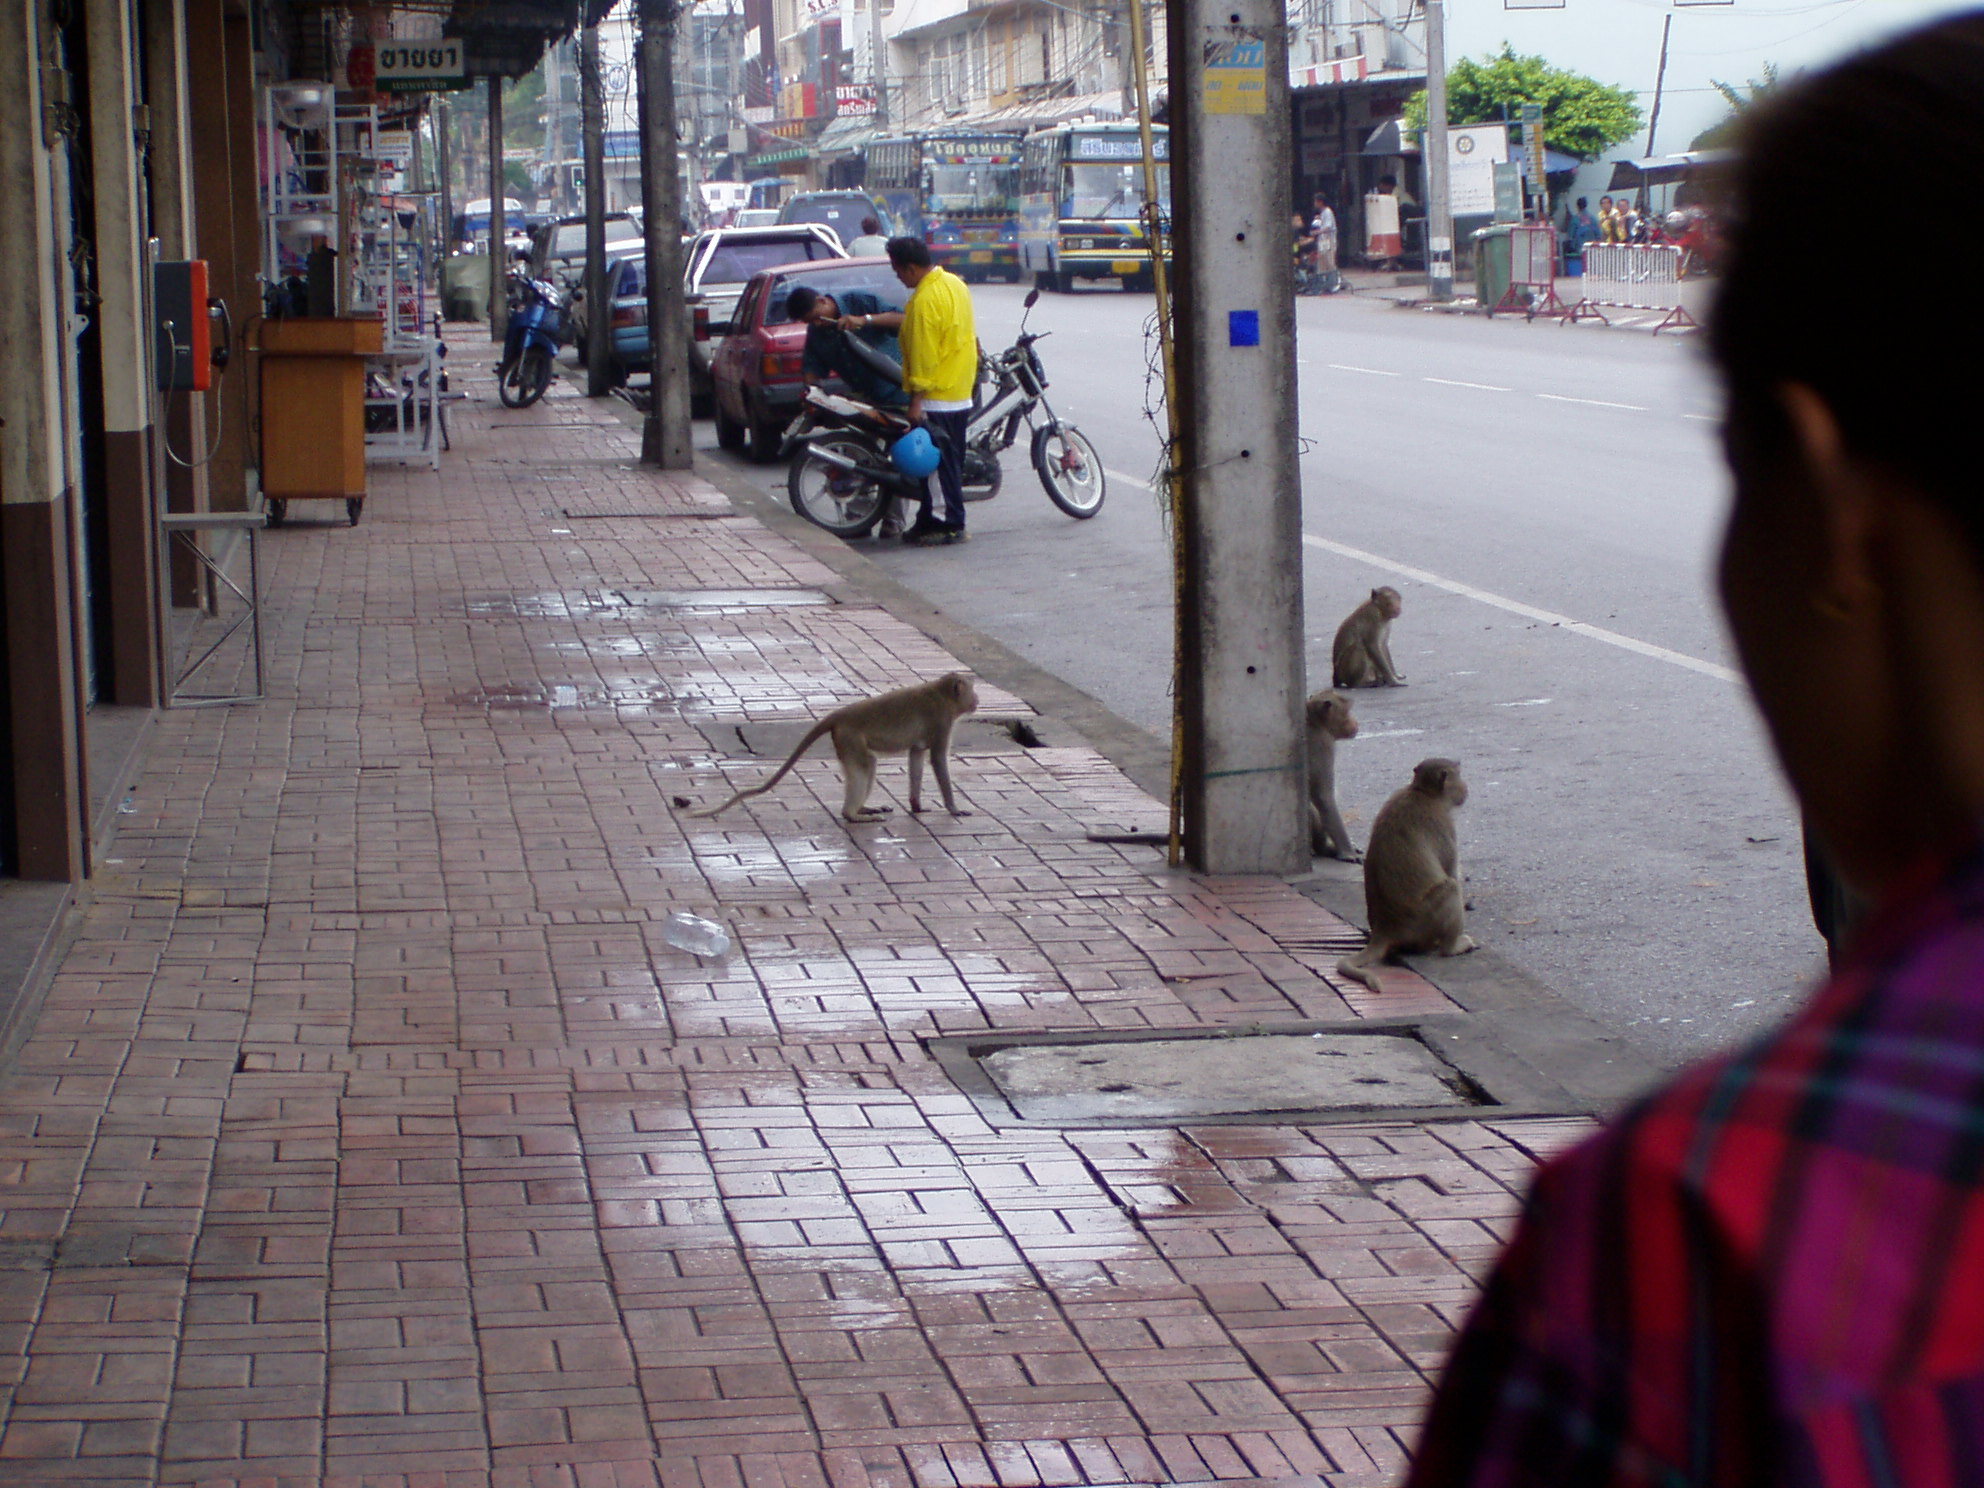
[874,236,977,544]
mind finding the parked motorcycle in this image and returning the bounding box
[782,289,1106,539]
[498,272,565,409]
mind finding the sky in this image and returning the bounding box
[1446,0,1981,154]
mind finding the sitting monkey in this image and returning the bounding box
[694,672,979,823]
[1336,757,1475,991]
[1306,689,1360,861]
[1332,586,1406,687]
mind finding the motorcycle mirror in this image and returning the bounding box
[1023,289,1040,309]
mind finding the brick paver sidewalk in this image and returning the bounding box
[0,348,1593,1486]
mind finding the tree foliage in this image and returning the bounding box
[1403,45,1643,162]
[1689,64,1784,151]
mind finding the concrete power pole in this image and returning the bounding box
[871,0,888,128]
[487,76,509,340]
[580,25,612,395]
[1168,0,1308,873]
[637,0,695,467]
[1423,0,1454,302]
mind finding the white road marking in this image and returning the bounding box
[1423,377,1511,392]
[1683,413,1720,423]
[1536,393,1647,412]
[1496,697,1553,708]
[1300,533,1741,684]
[1353,727,1426,739]
[1107,468,1155,492]
[1327,363,1403,377]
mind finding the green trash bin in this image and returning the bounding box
[440,253,492,323]
[1473,225,1512,311]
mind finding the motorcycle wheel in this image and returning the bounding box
[516,348,553,408]
[788,435,891,538]
[1032,422,1106,518]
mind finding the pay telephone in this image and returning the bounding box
[154,258,231,391]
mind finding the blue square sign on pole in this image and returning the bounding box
[1227,309,1260,347]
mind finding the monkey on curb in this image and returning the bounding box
[1305,689,1360,861]
[1336,757,1475,991]
[693,673,979,823]
[1332,586,1406,688]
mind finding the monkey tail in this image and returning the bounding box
[1335,945,1387,992]
[689,718,836,819]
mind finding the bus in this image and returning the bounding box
[865,132,1026,282]
[1018,122,1170,292]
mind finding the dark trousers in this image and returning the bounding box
[922,408,971,529]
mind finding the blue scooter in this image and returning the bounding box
[498,270,565,409]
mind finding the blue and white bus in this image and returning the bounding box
[1017,122,1170,292]
[865,132,1026,282]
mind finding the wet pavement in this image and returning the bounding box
[0,342,1602,1485]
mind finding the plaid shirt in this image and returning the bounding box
[1409,836,1984,1487]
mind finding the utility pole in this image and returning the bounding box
[436,98,453,259]
[1423,0,1454,302]
[637,0,694,467]
[580,24,612,394]
[487,75,508,341]
[871,0,888,128]
[1167,0,1308,873]
[1645,11,1673,162]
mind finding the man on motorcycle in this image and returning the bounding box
[788,285,907,410]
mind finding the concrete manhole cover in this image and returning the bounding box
[978,1031,1482,1121]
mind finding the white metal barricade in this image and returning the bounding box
[1567,243,1697,333]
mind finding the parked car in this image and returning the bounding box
[682,224,844,411]
[566,253,647,379]
[529,210,643,285]
[777,191,894,250]
[710,256,904,461]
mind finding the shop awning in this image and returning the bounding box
[815,116,880,157]
[1607,149,1734,189]
[748,145,811,169]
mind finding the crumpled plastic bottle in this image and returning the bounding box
[663,910,731,958]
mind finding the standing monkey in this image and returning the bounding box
[1336,757,1475,991]
[693,672,979,823]
[1333,586,1406,687]
[1306,689,1361,861]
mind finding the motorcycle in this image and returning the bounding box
[782,288,1106,539]
[498,271,565,409]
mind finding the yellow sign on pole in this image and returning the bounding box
[1203,36,1267,115]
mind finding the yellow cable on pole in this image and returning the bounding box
[1124,0,1186,867]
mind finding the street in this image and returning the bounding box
[696,283,1824,1062]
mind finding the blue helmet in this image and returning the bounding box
[890,426,941,479]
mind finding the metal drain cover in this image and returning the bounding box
[979,1031,1480,1121]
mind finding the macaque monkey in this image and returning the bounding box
[1332,586,1406,688]
[1336,757,1475,991]
[694,673,979,823]
[1305,689,1360,861]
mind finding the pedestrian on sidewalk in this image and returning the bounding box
[1310,192,1341,293]
[1598,193,1622,244]
[1406,16,1984,1485]
[884,235,976,546]
[1565,196,1599,276]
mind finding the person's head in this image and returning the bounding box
[860,216,881,237]
[1313,192,1328,207]
[1378,174,1397,193]
[1599,195,1613,211]
[1292,213,1307,230]
[785,285,838,324]
[1712,14,1984,896]
[886,234,933,286]
[1576,196,1589,213]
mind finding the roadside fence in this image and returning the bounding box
[1485,223,1573,320]
[1565,243,1698,333]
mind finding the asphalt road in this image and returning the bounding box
[692,282,1827,1063]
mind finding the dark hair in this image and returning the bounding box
[1576,196,1588,210]
[1712,14,1984,543]
[886,235,932,269]
[860,216,881,236]
[786,285,825,319]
